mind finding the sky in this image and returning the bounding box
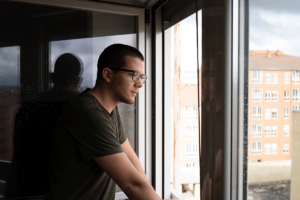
[1,0,300,86]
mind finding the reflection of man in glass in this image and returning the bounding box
[46,44,174,200]
[13,53,83,197]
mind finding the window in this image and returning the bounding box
[186,106,198,120]
[284,72,290,84]
[284,108,289,119]
[265,126,271,137]
[252,124,262,137]
[272,108,278,119]
[265,143,270,155]
[186,144,199,157]
[283,143,289,154]
[252,141,262,155]
[265,91,271,102]
[265,73,271,84]
[292,70,300,83]
[186,125,198,139]
[253,70,263,84]
[271,143,277,154]
[265,108,271,119]
[252,88,263,102]
[272,73,278,84]
[272,91,278,101]
[284,91,290,101]
[293,105,300,110]
[271,126,277,137]
[284,125,289,136]
[292,88,300,101]
[253,106,262,119]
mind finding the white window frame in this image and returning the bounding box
[265,91,271,102]
[283,143,289,154]
[284,125,289,136]
[253,106,262,119]
[186,106,198,120]
[292,70,300,83]
[284,108,289,119]
[185,144,199,158]
[292,88,300,101]
[265,143,270,155]
[265,108,271,120]
[293,105,300,110]
[252,124,262,137]
[265,73,271,84]
[272,108,278,119]
[271,126,277,137]
[253,70,263,84]
[284,91,290,101]
[185,125,198,139]
[272,91,278,102]
[284,72,290,84]
[271,143,277,154]
[272,73,278,84]
[265,126,271,137]
[252,88,263,102]
[252,141,262,155]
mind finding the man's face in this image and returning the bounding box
[111,56,144,104]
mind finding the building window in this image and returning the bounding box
[293,105,300,110]
[292,88,300,101]
[253,106,262,119]
[284,108,289,119]
[272,108,278,119]
[253,70,263,84]
[265,73,271,84]
[283,143,289,154]
[186,144,199,157]
[265,91,271,102]
[186,125,198,139]
[272,91,278,102]
[272,73,278,84]
[292,70,300,83]
[284,125,289,136]
[284,91,290,101]
[265,126,271,137]
[271,143,277,154]
[284,72,290,84]
[265,143,270,155]
[252,124,262,137]
[252,88,263,102]
[252,141,262,155]
[186,106,198,120]
[271,126,277,137]
[265,108,271,120]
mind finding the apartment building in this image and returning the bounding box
[249,50,300,163]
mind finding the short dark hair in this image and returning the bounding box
[96,44,144,82]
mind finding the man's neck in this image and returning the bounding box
[87,84,118,114]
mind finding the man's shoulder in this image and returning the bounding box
[71,92,101,111]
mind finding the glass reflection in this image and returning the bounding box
[0,1,137,198]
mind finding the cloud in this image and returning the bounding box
[249,1,300,57]
[0,46,19,86]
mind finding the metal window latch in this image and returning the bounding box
[145,9,150,24]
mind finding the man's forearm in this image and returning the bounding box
[128,152,148,181]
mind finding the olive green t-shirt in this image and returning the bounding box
[45,90,127,200]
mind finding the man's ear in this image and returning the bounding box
[102,67,113,83]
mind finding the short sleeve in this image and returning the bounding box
[116,107,127,145]
[66,104,124,161]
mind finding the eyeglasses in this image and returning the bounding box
[109,68,147,84]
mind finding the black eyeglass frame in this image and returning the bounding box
[108,67,147,84]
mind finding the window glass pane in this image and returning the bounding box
[0,1,137,197]
[165,12,201,198]
[248,0,300,198]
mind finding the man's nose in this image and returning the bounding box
[135,78,143,88]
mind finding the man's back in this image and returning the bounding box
[45,90,127,200]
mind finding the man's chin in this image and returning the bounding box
[121,98,135,105]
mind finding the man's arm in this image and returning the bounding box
[94,152,160,200]
[121,139,148,181]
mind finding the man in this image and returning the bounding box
[45,44,174,200]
